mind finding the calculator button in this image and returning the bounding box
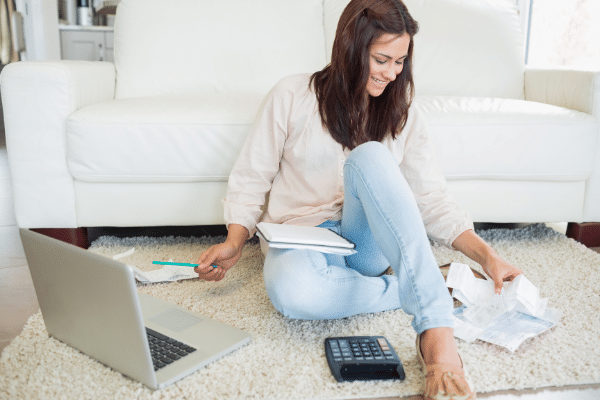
[325,336,404,382]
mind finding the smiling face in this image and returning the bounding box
[366,33,411,97]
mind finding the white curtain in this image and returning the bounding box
[0,0,18,64]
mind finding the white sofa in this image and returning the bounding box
[2,0,599,241]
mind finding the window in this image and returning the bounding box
[526,0,600,68]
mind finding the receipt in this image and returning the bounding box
[445,263,496,307]
[446,263,560,351]
[112,249,198,284]
[503,274,547,317]
[452,315,485,343]
[129,263,198,284]
[461,294,507,328]
[446,263,547,319]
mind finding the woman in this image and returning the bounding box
[195,0,522,398]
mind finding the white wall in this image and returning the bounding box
[15,0,61,61]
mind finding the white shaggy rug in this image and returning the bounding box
[1,224,600,399]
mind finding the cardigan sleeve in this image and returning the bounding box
[222,79,291,237]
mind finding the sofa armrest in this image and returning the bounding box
[1,61,116,228]
[524,66,600,119]
[525,66,600,222]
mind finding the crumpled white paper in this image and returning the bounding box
[112,248,199,284]
[446,262,561,352]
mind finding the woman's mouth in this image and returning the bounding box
[371,76,388,86]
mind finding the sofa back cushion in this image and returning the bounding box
[114,0,327,99]
[324,0,525,99]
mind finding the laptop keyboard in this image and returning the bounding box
[146,328,197,371]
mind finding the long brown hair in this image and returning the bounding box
[310,0,419,149]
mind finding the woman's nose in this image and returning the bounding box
[384,64,398,81]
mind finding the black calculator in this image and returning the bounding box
[324,336,405,382]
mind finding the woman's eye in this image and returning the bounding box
[396,60,404,66]
[375,58,386,65]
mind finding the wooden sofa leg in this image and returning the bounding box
[566,223,600,248]
[31,228,90,249]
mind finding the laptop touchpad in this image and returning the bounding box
[150,309,203,332]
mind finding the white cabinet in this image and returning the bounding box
[60,27,114,62]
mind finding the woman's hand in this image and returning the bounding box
[194,224,249,282]
[194,242,243,281]
[480,254,522,294]
[452,229,522,294]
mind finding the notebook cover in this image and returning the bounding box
[256,222,355,249]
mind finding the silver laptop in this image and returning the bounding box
[20,228,251,390]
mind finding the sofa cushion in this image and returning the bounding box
[67,96,598,186]
[114,0,327,99]
[417,96,599,181]
[66,95,263,182]
[324,0,525,99]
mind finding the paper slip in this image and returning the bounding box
[446,262,560,352]
[112,248,199,284]
[130,263,198,284]
[446,263,547,318]
[453,306,560,352]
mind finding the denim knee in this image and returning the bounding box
[263,249,334,320]
[264,277,328,320]
[346,141,395,169]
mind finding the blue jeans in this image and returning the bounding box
[263,142,454,334]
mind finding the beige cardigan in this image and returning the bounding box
[223,73,473,248]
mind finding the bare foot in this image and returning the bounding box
[419,327,462,368]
